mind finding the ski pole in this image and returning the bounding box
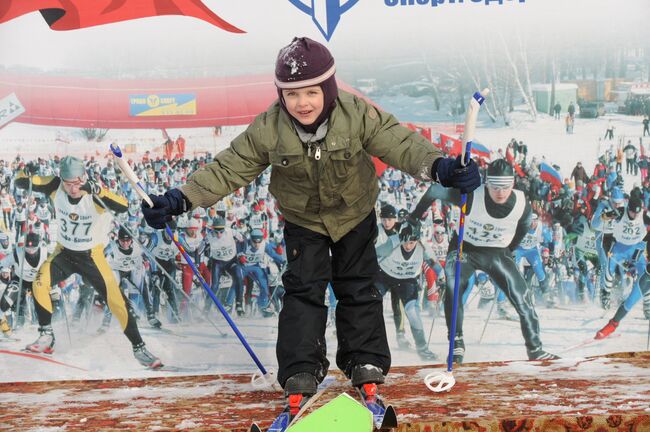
[59,291,73,346]
[425,89,488,393]
[427,287,445,347]
[14,173,33,331]
[478,297,497,345]
[110,144,279,389]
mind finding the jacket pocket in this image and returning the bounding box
[340,175,366,207]
[269,151,307,181]
[329,139,363,179]
[283,229,303,284]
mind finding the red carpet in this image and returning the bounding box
[0,352,648,431]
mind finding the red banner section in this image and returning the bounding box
[0,74,276,128]
[0,0,244,32]
[0,74,383,129]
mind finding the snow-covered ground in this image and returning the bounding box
[0,294,646,383]
[476,111,648,182]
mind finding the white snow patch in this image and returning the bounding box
[176,419,202,429]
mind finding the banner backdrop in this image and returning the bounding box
[0,0,649,382]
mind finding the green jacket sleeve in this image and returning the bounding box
[180,114,271,209]
[357,98,443,181]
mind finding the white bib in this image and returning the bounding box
[17,246,47,282]
[575,224,598,255]
[54,188,109,251]
[110,242,144,272]
[207,230,237,261]
[242,242,266,266]
[613,209,646,245]
[519,223,542,250]
[463,186,526,248]
[380,244,424,279]
[430,238,449,262]
[152,232,176,260]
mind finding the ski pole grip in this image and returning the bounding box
[460,89,489,166]
[109,143,154,208]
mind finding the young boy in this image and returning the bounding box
[142,37,479,399]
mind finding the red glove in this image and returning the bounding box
[239,256,247,264]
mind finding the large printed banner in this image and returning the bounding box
[0,0,648,383]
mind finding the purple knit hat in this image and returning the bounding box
[275,37,338,132]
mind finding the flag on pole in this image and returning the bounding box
[539,162,562,188]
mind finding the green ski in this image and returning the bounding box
[286,393,373,432]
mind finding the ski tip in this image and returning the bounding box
[378,405,398,430]
[148,360,164,370]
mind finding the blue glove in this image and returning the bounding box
[142,188,190,229]
[432,156,481,194]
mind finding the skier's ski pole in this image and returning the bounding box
[478,297,497,345]
[427,288,445,347]
[425,89,488,393]
[110,144,279,389]
[60,292,73,346]
[14,173,33,331]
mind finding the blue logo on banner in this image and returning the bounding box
[288,0,359,41]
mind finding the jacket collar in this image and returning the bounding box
[276,109,305,156]
[275,97,351,155]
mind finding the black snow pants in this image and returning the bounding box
[277,211,390,386]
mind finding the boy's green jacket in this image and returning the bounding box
[181,90,443,241]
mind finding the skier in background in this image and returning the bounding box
[375,204,409,348]
[204,216,245,316]
[594,194,648,339]
[513,213,552,305]
[410,159,558,364]
[102,227,159,330]
[147,221,181,324]
[15,156,161,368]
[375,219,437,360]
[0,232,48,333]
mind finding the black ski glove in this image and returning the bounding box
[399,220,420,242]
[142,188,191,229]
[24,162,38,176]
[432,156,481,194]
[80,179,101,195]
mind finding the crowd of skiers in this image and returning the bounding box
[0,132,647,366]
